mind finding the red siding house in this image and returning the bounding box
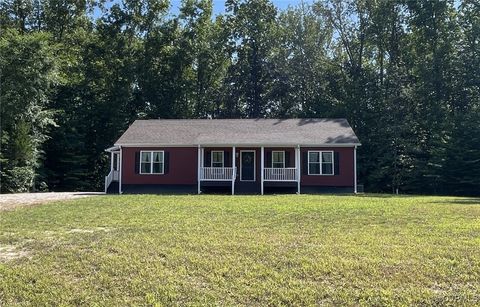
[104,119,361,194]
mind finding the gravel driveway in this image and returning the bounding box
[0,192,103,211]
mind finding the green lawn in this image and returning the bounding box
[1,195,480,306]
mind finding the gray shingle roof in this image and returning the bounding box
[115,118,361,146]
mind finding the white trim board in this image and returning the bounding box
[114,143,361,147]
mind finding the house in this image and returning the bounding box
[104,118,361,194]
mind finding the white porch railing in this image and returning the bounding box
[105,170,120,193]
[200,167,236,181]
[113,170,119,181]
[264,168,298,181]
[105,170,113,193]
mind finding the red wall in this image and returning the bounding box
[300,147,354,187]
[121,146,355,187]
[122,147,198,185]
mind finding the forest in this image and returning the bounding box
[0,0,479,195]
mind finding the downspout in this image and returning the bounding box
[260,146,264,195]
[297,145,301,194]
[232,146,236,195]
[197,145,201,194]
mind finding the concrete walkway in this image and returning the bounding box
[0,192,103,211]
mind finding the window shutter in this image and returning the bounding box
[224,151,231,167]
[204,150,211,167]
[135,152,140,174]
[334,152,340,175]
[302,152,308,175]
[266,150,272,167]
[285,151,291,168]
[164,152,170,174]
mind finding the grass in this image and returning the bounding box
[1,194,480,306]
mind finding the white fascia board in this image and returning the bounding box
[105,146,120,152]
[114,143,361,147]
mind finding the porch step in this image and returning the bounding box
[106,182,119,194]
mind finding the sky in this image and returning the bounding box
[94,0,315,21]
[169,0,314,15]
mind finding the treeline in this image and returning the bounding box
[0,0,479,195]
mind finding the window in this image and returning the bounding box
[321,152,333,175]
[211,151,224,168]
[308,151,334,175]
[140,151,164,174]
[152,152,164,174]
[272,151,285,168]
[140,152,151,174]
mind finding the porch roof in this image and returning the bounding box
[114,118,361,147]
[105,146,120,152]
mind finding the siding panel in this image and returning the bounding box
[122,147,198,185]
[300,147,354,187]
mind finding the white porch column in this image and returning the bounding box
[110,152,114,172]
[232,146,236,195]
[354,145,358,194]
[118,146,122,194]
[261,146,264,195]
[197,145,201,194]
[296,146,301,194]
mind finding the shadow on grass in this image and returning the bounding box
[72,192,105,196]
[431,198,480,205]
[356,194,480,202]
[356,193,415,198]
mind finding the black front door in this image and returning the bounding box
[241,151,255,181]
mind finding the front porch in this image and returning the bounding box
[105,146,120,193]
[197,146,301,195]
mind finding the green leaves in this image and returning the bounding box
[224,0,278,118]
[0,30,58,192]
[0,0,478,195]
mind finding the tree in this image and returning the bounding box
[223,0,278,118]
[270,3,333,118]
[0,30,57,192]
[0,0,478,195]
[441,0,480,196]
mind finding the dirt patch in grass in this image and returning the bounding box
[0,245,29,262]
[67,227,112,234]
[0,192,103,211]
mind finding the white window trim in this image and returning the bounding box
[211,150,224,168]
[307,150,334,176]
[271,151,285,168]
[139,150,165,175]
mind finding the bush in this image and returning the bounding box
[3,166,35,193]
